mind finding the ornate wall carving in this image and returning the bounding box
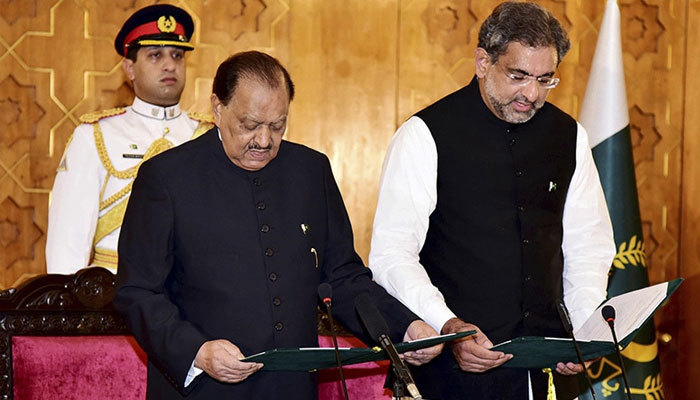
[0,0,290,287]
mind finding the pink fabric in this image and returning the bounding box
[11,334,387,399]
[318,335,391,400]
[12,336,147,400]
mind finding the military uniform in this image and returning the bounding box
[45,4,206,274]
[46,99,213,274]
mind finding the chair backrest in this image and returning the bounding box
[0,269,388,399]
[0,267,147,400]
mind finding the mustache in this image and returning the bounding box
[248,143,273,151]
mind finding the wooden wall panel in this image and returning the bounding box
[679,1,700,398]
[286,0,399,260]
[0,0,291,287]
[0,0,696,394]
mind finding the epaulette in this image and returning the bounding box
[188,111,215,123]
[79,107,127,124]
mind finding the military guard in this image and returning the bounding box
[46,4,213,274]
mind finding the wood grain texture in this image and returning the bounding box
[286,0,399,265]
[678,1,700,398]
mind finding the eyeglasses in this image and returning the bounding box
[504,71,560,89]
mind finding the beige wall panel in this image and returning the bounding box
[182,0,292,113]
[287,0,399,262]
[0,0,56,44]
[617,2,686,395]
[395,0,476,124]
[679,0,700,397]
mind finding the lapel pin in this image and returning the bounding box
[301,223,310,235]
[310,247,318,268]
[549,181,557,192]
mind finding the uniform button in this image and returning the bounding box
[163,127,170,134]
[517,205,524,212]
[265,248,274,257]
[261,224,270,233]
[506,128,511,134]
[275,322,284,331]
[523,311,530,318]
[524,275,531,282]
[257,201,266,210]
[522,239,530,245]
[509,138,516,146]
[253,177,261,186]
[272,297,281,306]
[269,272,278,282]
[515,170,523,177]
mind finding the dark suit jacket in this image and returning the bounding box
[114,128,417,399]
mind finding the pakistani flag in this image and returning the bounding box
[578,0,663,398]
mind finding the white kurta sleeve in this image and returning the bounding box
[46,124,102,274]
[369,116,457,332]
[562,122,616,331]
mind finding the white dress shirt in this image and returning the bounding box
[369,116,616,334]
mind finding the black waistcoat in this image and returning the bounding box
[413,77,579,399]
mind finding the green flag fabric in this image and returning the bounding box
[578,0,663,398]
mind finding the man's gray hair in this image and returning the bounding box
[478,1,570,65]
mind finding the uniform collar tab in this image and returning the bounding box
[132,97,182,120]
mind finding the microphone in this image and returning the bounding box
[318,283,349,400]
[556,301,597,400]
[601,305,632,400]
[354,293,422,400]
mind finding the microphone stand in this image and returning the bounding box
[556,301,597,400]
[391,374,408,400]
[323,301,350,400]
[355,294,422,399]
[603,306,632,400]
[377,333,421,399]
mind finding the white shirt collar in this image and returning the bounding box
[131,97,182,120]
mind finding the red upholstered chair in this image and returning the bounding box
[0,268,390,399]
[0,267,147,400]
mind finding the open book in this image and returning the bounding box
[492,278,682,369]
[242,330,475,371]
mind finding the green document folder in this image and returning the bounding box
[493,278,682,369]
[242,331,475,371]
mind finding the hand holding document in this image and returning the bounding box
[242,331,475,371]
[491,278,682,369]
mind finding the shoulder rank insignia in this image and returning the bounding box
[79,107,127,124]
[187,111,215,123]
[57,154,68,172]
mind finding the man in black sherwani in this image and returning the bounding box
[114,50,442,399]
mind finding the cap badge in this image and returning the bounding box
[157,15,177,33]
